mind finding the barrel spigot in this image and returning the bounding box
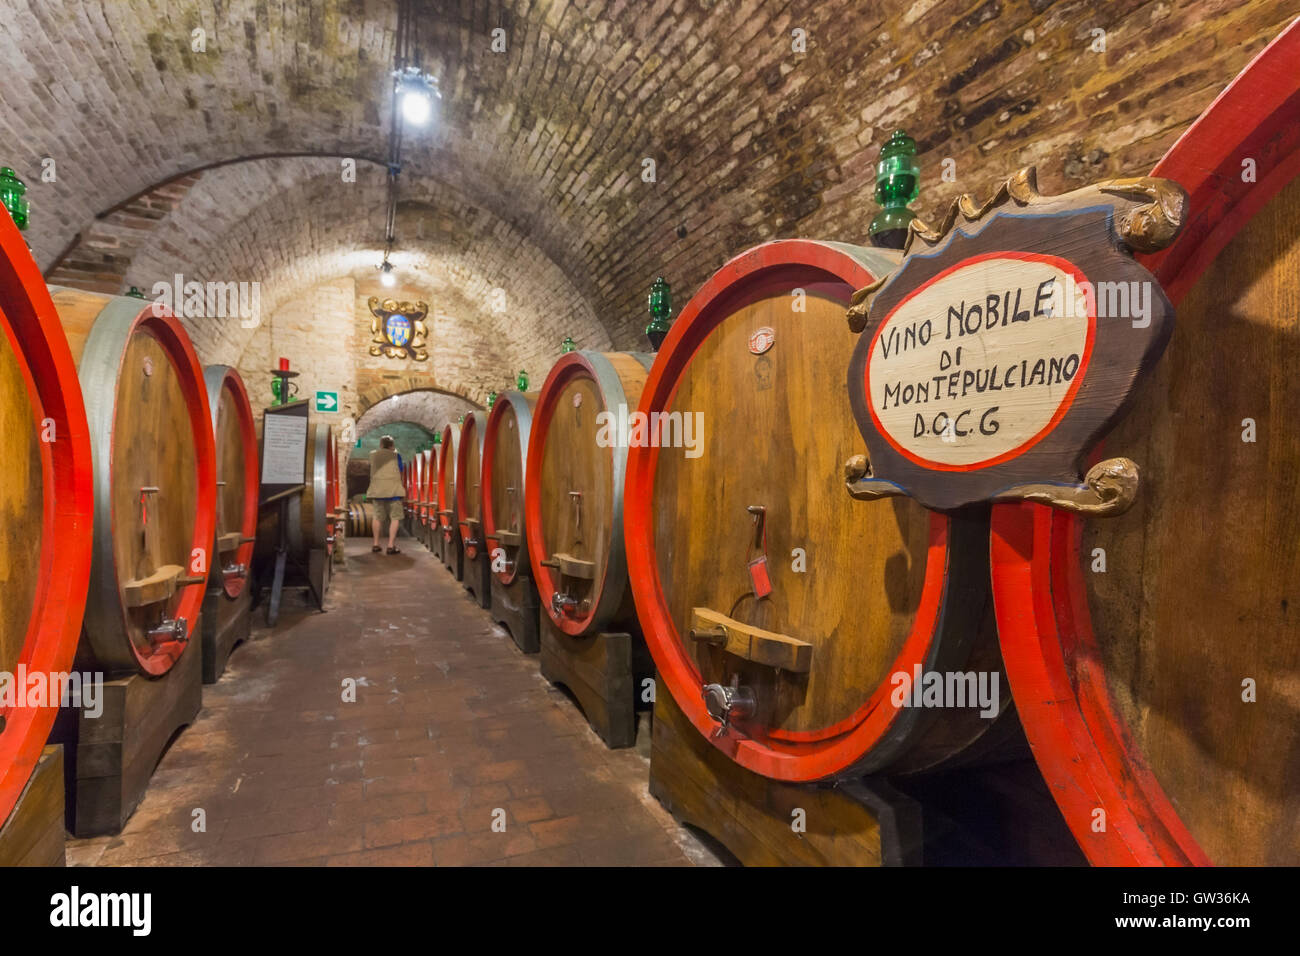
[146,617,189,646]
[551,592,579,616]
[702,682,756,738]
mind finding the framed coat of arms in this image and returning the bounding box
[368,296,430,361]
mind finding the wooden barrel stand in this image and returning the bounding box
[650,686,921,866]
[527,351,656,749]
[457,411,491,609]
[46,288,214,836]
[200,365,258,683]
[0,746,66,866]
[483,391,542,653]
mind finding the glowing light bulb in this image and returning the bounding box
[401,87,432,126]
[381,267,396,287]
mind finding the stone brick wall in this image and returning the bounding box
[8,0,1296,404]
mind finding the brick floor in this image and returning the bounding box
[65,537,718,867]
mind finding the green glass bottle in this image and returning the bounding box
[560,336,576,354]
[868,129,920,250]
[646,276,672,350]
[433,432,442,445]
[125,286,146,299]
[486,390,497,410]
[0,167,29,231]
[516,370,529,391]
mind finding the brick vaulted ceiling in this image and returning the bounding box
[3,0,1296,366]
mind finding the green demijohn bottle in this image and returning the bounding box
[646,276,672,351]
[868,129,920,250]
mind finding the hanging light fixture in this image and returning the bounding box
[395,66,440,128]
[372,2,439,298]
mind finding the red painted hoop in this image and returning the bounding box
[989,20,1300,866]
[623,239,954,782]
[0,214,94,826]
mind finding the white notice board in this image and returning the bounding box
[261,412,308,485]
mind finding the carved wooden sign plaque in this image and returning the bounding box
[845,167,1187,515]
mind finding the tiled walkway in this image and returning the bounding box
[66,537,716,866]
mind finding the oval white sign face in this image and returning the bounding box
[866,252,1094,470]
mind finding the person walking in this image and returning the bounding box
[366,435,406,554]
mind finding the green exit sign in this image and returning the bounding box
[314,391,338,412]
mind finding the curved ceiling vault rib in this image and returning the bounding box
[116,155,609,388]
[354,389,479,440]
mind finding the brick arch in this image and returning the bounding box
[356,375,480,415]
[353,386,480,444]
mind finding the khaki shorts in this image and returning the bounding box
[370,498,403,524]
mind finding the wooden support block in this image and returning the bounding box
[541,552,597,580]
[0,746,66,866]
[539,616,653,749]
[53,634,203,837]
[488,529,522,548]
[121,564,204,608]
[216,531,244,553]
[463,547,491,610]
[689,607,813,673]
[200,582,253,683]
[442,527,464,581]
[492,572,541,654]
[650,686,921,866]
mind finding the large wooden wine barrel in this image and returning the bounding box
[422,448,436,548]
[0,214,94,827]
[990,24,1300,867]
[417,448,432,542]
[526,350,653,636]
[437,423,463,577]
[347,500,374,538]
[624,242,1008,782]
[203,366,257,598]
[482,391,538,585]
[456,411,487,560]
[49,288,216,678]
